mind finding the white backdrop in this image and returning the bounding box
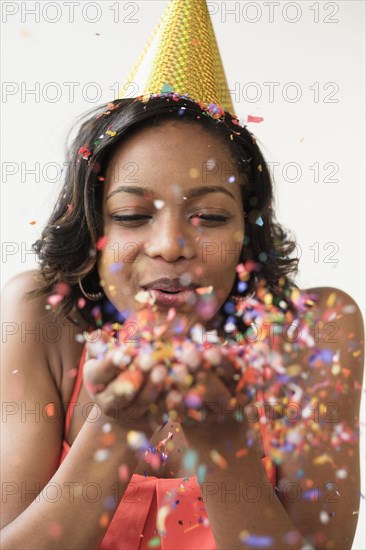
[1,1,365,548]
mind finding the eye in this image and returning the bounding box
[111,215,151,226]
[111,213,230,226]
[192,213,229,225]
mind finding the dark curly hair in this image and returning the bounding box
[26,94,300,333]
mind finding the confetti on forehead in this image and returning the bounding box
[83,95,263,175]
[189,167,199,179]
[154,199,165,209]
[170,182,183,199]
[206,158,216,170]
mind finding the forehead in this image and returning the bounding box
[104,119,241,196]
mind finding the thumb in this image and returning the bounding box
[84,328,116,361]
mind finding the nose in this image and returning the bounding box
[144,211,195,262]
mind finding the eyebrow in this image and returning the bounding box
[105,185,237,203]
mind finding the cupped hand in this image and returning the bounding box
[150,343,257,429]
[83,326,264,444]
[83,329,165,427]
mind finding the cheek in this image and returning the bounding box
[97,250,135,308]
[96,233,146,301]
[98,230,141,267]
[201,237,241,293]
[97,242,131,289]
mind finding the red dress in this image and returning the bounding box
[59,344,276,549]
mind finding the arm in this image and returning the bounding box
[0,272,143,549]
[274,287,364,549]
[183,287,364,550]
[185,423,308,550]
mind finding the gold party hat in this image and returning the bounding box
[118,0,235,114]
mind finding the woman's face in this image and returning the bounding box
[98,118,245,335]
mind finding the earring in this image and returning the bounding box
[78,278,104,301]
[230,273,258,303]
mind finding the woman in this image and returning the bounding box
[1,94,364,549]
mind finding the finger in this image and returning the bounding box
[192,370,234,424]
[83,355,122,393]
[107,368,144,401]
[92,368,145,419]
[136,370,164,413]
[196,369,232,401]
[107,368,165,425]
[126,367,170,426]
[214,352,238,392]
[202,346,240,395]
[164,387,185,423]
[85,329,116,360]
[84,338,139,392]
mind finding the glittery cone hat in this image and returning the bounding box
[118,0,235,115]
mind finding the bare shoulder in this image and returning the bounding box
[303,285,364,369]
[274,286,364,547]
[302,287,365,424]
[1,270,86,398]
[304,285,364,322]
[2,269,47,309]
[2,269,56,346]
[1,271,67,528]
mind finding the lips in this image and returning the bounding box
[145,288,197,307]
[142,277,199,292]
[141,277,199,307]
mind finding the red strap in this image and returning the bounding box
[256,388,271,455]
[64,343,87,440]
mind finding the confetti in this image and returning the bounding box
[207,102,225,119]
[77,297,86,309]
[51,282,67,296]
[183,449,198,471]
[47,294,64,307]
[189,167,199,178]
[47,521,62,540]
[157,504,170,535]
[147,535,161,548]
[74,280,362,544]
[114,370,143,397]
[44,403,55,418]
[109,262,123,273]
[127,430,149,451]
[206,158,216,170]
[154,199,165,209]
[240,533,273,547]
[151,364,168,384]
[78,146,91,159]
[96,236,108,251]
[118,464,129,481]
[319,510,330,524]
[210,449,228,469]
[99,513,109,528]
[195,285,214,295]
[247,115,264,123]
